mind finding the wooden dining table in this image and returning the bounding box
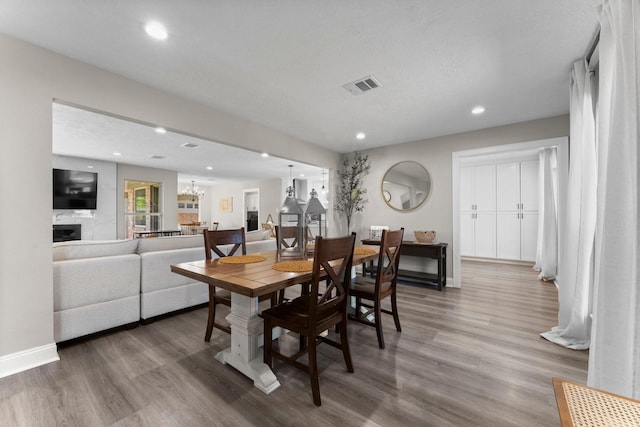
[170,247,380,395]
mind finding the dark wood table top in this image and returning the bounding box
[171,247,380,298]
[362,239,447,247]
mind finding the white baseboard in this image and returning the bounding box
[0,343,59,379]
[447,276,457,288]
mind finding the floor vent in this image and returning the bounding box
[343,75,382,96]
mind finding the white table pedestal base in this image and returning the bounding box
[214,292,281,394]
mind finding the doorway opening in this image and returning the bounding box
[243,188,260,231]
[451,137,568,287]
[124,180,162,238]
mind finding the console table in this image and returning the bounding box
[133,230,183,238]
[361,240,448,290]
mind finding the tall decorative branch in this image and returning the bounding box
[335,151,371,232]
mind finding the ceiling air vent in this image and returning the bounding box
[180,142,200,149]
[343,75,382,96]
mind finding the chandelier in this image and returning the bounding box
[182,180,205,201]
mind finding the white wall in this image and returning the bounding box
[208,178,282,230]
[353,115,570,284]
[52,155,118,240]
[0,33,339,371]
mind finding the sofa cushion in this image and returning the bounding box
[140,247,204,293]
[136,234,203,254]
[246,238,277,253]
[53,239,139,261]
[245,229,272,242]
[53,254,140,310]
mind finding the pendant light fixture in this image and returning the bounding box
[182,180,205,202]
[279,165,306,259]
[321,169,327,194]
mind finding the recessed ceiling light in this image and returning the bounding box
[87,165,94,169]
[261,152,269,158]
[471,106,486,115]
[299,173,305,177]
[144,21,168,40]
[180,142,199,149]
[356,132,366,140]
[113,152,122,156]
[155,127,166,134]
[206,166,213,170]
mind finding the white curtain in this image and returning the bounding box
[540,59,596,350]
[534,147,558,280]
[588,0,640,399]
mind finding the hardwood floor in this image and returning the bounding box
[0,261,588,426]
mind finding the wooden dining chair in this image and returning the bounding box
[349,228,404,349]
[262,233,357,406]
[202,227,276,341]
[274,225,309,302]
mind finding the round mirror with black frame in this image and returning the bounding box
[381,161,431,211]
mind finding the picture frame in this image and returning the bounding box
[220,197,233,213]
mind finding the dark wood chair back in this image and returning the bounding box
[274,225,300,249]
[201,227,249,340]
[373,228,404,292]
[203,227,247,259]
[262,232,357,406]
[308,232,356,323]
[349,228,404,349]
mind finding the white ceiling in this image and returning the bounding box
[2,1,599,180]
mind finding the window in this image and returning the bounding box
[125,181,162,238]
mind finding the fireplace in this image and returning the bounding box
[53,224,81,242]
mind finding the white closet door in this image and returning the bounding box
[474,212,496,258]
[496,163,520,211]
[460,213,475,256]
[460,167,474,211]
[473,165,496,212]
[521,211,539,261]
[497,212,521,260]
[520,160,539,211]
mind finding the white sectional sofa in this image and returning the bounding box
[52,230,276,343]
[137,235,207,321]
[53,239,141,343]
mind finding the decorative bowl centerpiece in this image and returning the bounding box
[414,230,436,243]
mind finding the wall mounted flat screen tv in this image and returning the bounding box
[53,168,98,209]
